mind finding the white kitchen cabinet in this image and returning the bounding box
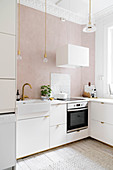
[66,129,88,143]
[50,104,66,126]
[50,104,67,148]
[90,101,113,146]
[16,116,49,159]
[0,80,15,113]
[0,0,16,35]
[91,102,113,125]
[91,120,113,146]
[0,114,16,170]
[0,33,15,79]
[50,124,66,148]
[56,44,89,68]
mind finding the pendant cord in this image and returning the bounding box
[18,0,20,52]
[45,0,47,56]
[89,0,91,24]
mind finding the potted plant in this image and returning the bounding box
[41,85,52,100]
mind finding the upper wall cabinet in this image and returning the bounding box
[0,0,16,35]
[56,44,89,68]
[0,33,15,79]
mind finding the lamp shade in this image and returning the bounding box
[83,23,96,33]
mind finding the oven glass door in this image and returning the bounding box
[67,108,88,132]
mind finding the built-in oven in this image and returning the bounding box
[67,102,88,133]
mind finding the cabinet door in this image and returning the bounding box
[0,115,16,170]
[50,104,66,126]
[0,80,15,113]
[0,33,15,78]
[91,102,113,125]
[50,124,66,148]
[0,0,16,35]
[17,116,49,159]
[91,120,113,146]
[66,129,88,143]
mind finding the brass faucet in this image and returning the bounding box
[21,83,32,100]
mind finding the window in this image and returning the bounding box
[107,26,113,95]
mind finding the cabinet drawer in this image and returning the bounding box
[17,116,49,158]
[91,120,113,146]
[91,102,113,125]
[0,80,15,113]
[50,104,66,126]
[0,33,15,78]
[0,0,16,35]
[66,128,88,143]
[50,124,66,148]
[17,111,49,120]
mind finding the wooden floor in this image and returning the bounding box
[16,138,113,170]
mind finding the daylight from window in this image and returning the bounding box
[108,26,113,95]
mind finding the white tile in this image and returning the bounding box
[51,73,70,98]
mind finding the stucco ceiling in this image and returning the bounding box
[19,0,113,24]
[49,0,113,17]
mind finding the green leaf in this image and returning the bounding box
[41,85,52,96]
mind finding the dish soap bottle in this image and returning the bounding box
[16,89,20,101]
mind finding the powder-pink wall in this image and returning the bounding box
[17,5,95,99]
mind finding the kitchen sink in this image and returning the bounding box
[16,99,50,114]
[17,99,47,104]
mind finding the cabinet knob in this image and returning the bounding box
[101,121,104,124]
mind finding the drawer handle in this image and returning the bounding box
[56,124,61,128]
[101,121,104,124]
[101,102,104,104]
[76,130,80,132]
[45,115,49,118]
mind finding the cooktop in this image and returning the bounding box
[56,98,85,101]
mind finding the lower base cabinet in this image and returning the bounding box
[66,128,89,143]
[50,124,66,148]
[91,120,113,146]
[16,116,49,159]
[50,124,89,148]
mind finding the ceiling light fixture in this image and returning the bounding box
[43,0,48,63]
[17,0,22,60]
[83,0,96,33]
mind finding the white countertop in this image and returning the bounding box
[50,98,88,105]
[16,97,113,105]
[50,97,113,105]
[87,97,113,104]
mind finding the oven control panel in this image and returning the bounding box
[67,102,88,110]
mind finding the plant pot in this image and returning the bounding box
[41,96,48,101]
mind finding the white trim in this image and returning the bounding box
[18,0,87,25]
[17,0,113,25]
[95,5,113,21]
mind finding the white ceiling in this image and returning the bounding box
[19,0,113,25]
[49,0,113,17]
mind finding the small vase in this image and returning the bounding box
[41,96,48,101]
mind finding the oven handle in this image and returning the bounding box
[68,108,88,112]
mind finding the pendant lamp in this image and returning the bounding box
[83,0,96,33]
[43,0,48,63]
